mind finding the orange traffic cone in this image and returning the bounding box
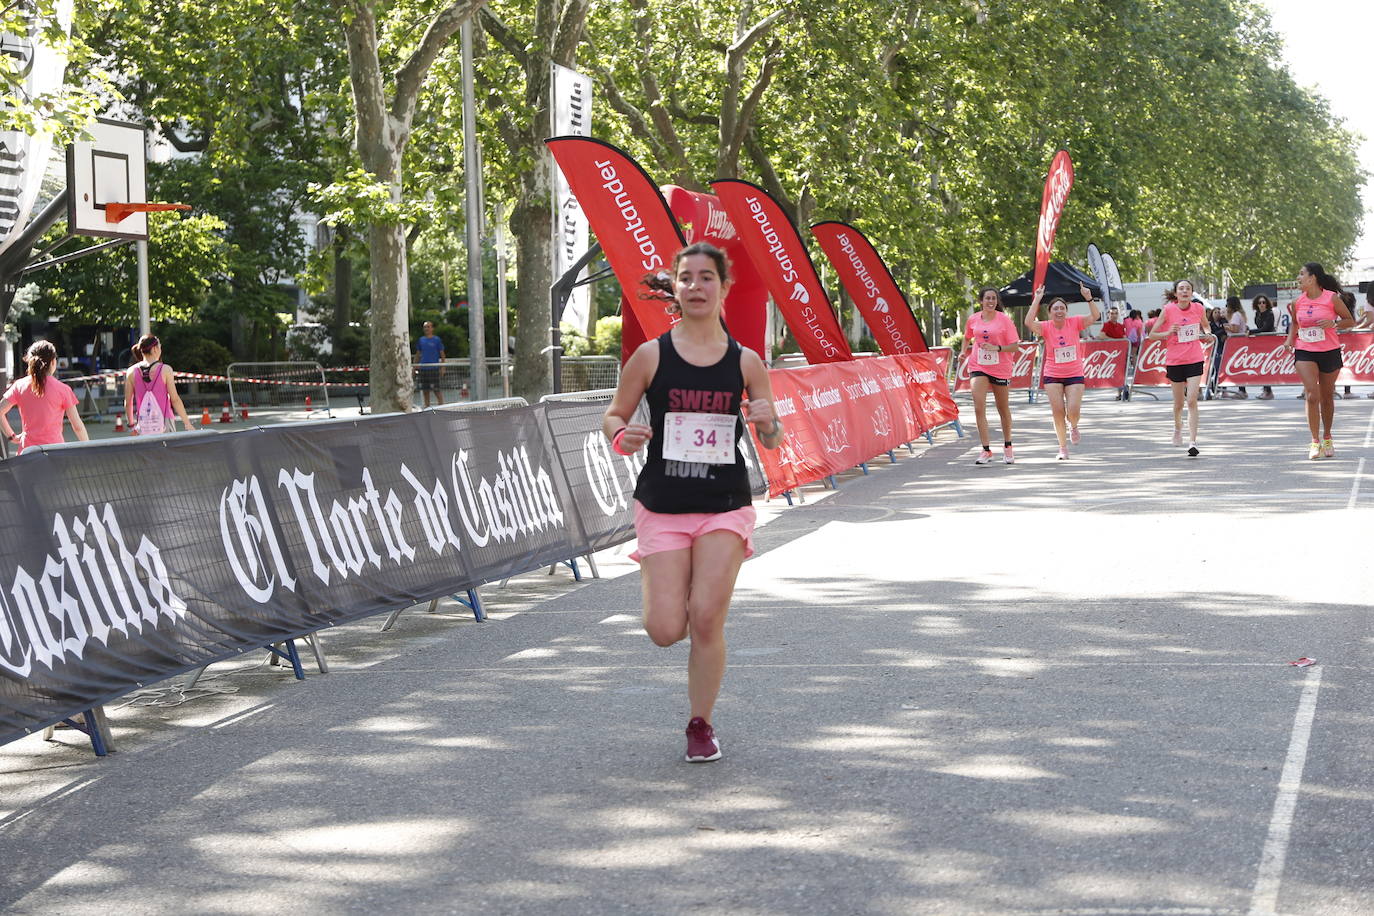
[240,406,249,421]
[114,413,125,433]
[460,381,470,400]
[220,401,232,423]
[305,395,312,413]
[200,407,211,426]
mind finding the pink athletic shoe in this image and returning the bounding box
[685,717,721,762]
[1070,426,1081,445]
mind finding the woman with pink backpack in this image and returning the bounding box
[123,334,194,436]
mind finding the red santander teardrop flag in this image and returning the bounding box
[1033,150,1075,293]
[811,221,928,354]
[546,136,685,342]
[712,178,853,364]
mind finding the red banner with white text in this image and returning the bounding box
[1216,333,1374,386]
[1131,337,1216,387]
[930,346,954,383]
[546,136,684,344]
[1033,150,1074,292]
[810,221,929,354]
[712,179,853,365]
[954,342,1040,391]
[1032,339,1129,389]
[755,353,957,496]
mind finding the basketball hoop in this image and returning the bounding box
[104,202,190,224]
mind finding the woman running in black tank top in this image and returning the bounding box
[604,243,784,763]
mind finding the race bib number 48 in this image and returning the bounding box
[663,412,737,464]
[1054,345,1077,364]
[1298,326,1325,343]
[1177,323,1200,343]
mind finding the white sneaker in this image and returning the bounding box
[974,449,993,466]
[1056,448,1069,461]
[1003,446,1015,465]
[1187,444,1200,457]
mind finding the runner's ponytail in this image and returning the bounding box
[23,340,56,397]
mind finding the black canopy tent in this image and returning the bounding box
[998,261,1102,308]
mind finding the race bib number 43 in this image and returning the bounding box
[1177,323,1200,343]
[663,412,737,464]
[977,347,1000,365]
[1298,326,1325,343]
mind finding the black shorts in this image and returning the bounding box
[1166,361,1204,383]
[970,371,1009,387]
[1294,348,1343,374]
[1043,376,1085,387]
[418,365,442,391]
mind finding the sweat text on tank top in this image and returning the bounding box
[132,361,174,434]
[633,331,752,515]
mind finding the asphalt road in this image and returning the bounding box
[1,389,1370,915]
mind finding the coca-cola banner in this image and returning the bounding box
[810,221,929,355]
[1131,337,1216,387]
[756,353,957,497]
[546,137,684,343]
[954,342,1041,392]
[712,179,854,365]
[1033,150,1074,292]
[1216,333,1374,386]
[0,401,731,747]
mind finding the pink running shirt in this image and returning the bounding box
[2,375,77,453]
[1157,301,1205,365]
[1039,315,1085,379]
[1292,291,1341,352]
[965,311,1018,380]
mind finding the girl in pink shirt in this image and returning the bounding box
[1283,262,1354,459]
[123,334,194,435]
[1026,282,1100,460]
[963,287,1019,465]
[1147,280,1215,457]
[0,340,90,455]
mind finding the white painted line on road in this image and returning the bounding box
[1363,403,1374,448]
[1248,664,1323,916]
[209,703,277,729]
[1347,457,1365,510]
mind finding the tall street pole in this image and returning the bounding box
[461,19,487,400]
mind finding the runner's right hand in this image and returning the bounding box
[617,423,653,453]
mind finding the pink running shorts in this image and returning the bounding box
[630,500,757,562]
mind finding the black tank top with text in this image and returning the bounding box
[633,331,752,514]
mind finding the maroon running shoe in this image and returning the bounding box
[685,717,722,762]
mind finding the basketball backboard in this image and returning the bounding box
[66,117,148,240]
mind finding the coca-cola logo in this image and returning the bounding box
[1037,157,1074,253]
[1011,344,1036,377]
[1082,347,1125,381]
[1339,340,1374,374]
[1222,343,1295,377]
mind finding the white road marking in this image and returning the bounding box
[1247,664,1323,916]
[1364,403,1374,447]
[1347,457,1365,510]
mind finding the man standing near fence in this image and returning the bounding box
[414,321,446,407]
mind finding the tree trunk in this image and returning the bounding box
[368,213,414,413]
[511,178,553,399]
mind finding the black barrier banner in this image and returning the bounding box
[2,402,721,745]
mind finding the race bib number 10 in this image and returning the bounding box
[663,412,737,465]
[1054,345,1077,364]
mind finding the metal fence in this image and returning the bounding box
[558,356,620,393]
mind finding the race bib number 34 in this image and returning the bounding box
[1298,326,1325,343]
[1177,323,1200,343]
[663,412,737,464]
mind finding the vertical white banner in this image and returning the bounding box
[0,0,74,258]
[550,62,593,332]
